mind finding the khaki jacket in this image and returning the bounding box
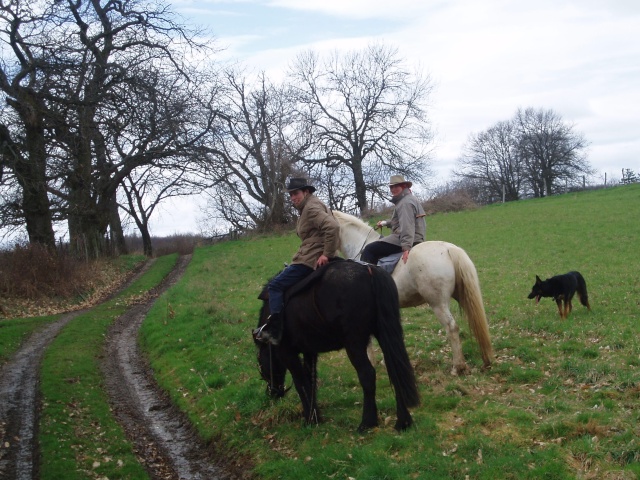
[291,194,340,269]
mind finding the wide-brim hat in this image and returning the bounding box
[285,177,316,193]
[389,175,412,188]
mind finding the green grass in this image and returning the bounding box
[136,184,640,478]
[0,315,56,365]
[3,185,639,478]
[38,254,178,480]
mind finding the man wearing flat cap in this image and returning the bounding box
[254,177,340,345]
[361,175,426,266]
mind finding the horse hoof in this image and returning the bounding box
[304,409,322,425]
[357,421,378,432]
[394,417,413,431]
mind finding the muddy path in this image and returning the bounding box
[0,255,246,479]
[0,309,83,479]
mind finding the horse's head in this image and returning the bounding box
[253,288,287,398]
[255,341,287,398]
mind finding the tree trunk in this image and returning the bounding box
[351,157,368,215]
[67,104,112,259]
[109,193,128,255]
[141,226,153,257]
[67,166,109,259]
[14,119,56,248]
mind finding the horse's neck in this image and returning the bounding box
[341,222,375,259]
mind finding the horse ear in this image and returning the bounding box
[258,287,269,301]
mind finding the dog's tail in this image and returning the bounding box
[573,271,591,310]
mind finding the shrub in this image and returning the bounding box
[422,189,479,215]
[0,243,94,299]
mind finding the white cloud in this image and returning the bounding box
[168,0,640,231]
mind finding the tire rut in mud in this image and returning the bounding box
[0,310,82,480]
[0,260,155,480]
[0,255,247,479]
[102,254,242,480]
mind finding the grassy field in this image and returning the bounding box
[139,184,640,479]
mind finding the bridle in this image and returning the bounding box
[257,342,290,396]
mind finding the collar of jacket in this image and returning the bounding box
[390,188,411,205]
[295,193,313,212]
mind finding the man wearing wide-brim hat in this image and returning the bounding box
[254,177,340,345]
[361,174,426,266]
[389,174,413,188]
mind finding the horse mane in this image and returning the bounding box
[332,210,371,231]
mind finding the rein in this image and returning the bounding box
[263,342,291,396]
[308,355,318,424]
[351,226,378,261]
[268,343,275,390]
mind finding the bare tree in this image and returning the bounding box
[99,62,222,255]
[0,0,219,257]
[456,108,592,201]
[119,165,204,257]
[516,107,592,197]
[456,120,524,202]
[289,43,434,214]
[620,168,638,185]
[53,0,217,257]
[203,69,310,231]
[0,2,57,248]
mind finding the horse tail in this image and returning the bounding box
[448,246,494,368]
[370,267,420,408]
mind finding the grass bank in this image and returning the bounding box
[140,184,640,479]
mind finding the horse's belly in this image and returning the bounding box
[399,295,426,308]
[393,267,454,308]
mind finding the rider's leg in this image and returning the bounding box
[255,264,313,345]
[361,241,402,265]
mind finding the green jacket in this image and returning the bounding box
[291,194,340,269]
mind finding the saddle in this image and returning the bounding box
[375,240,423,274]
[257,257,347,302]
[376,252,403,274]
[284,257,346,300]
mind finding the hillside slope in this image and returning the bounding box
[139,184,640,479]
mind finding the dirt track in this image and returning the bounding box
[0,255,244,479]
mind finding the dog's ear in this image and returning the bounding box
[535,275,542,283]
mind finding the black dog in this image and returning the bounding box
[527,271,591,319]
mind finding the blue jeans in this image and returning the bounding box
[268,263,314,314]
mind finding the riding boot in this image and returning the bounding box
[255,312,283,345]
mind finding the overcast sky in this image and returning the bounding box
[143,0,638,235]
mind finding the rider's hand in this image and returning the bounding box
[316,254,329,268]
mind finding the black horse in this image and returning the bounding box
[253,260,420,432]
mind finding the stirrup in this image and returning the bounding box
[253,324,267,339]
[253,323,280,345]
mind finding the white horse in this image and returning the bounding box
[333,210,494,375]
